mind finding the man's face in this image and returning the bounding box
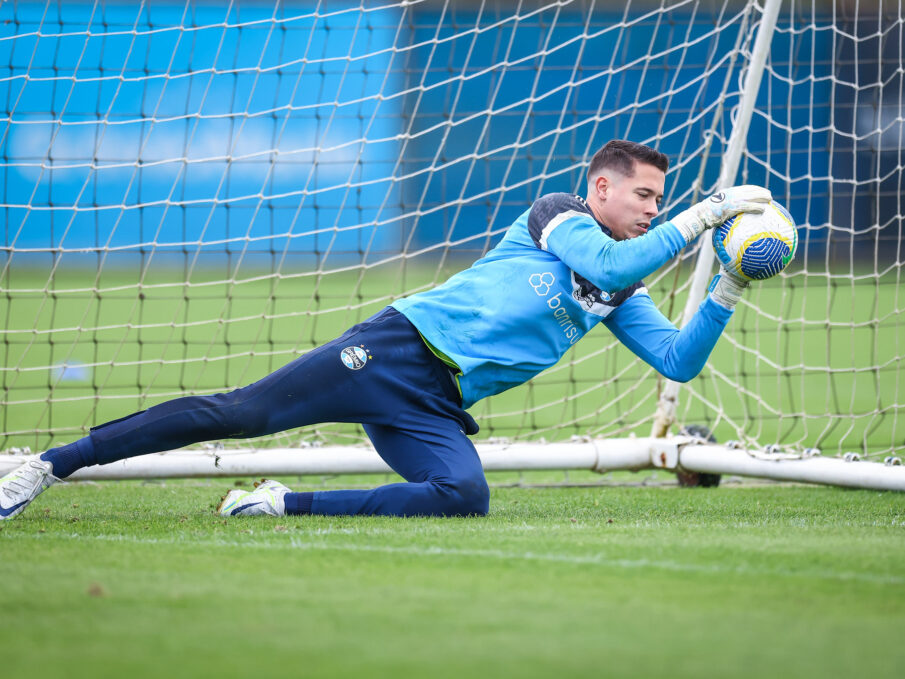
[588,162,665,241]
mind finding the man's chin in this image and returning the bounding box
[622,226,648,240]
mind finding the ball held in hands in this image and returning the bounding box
[712,199,798,281]
[672,185,773,244]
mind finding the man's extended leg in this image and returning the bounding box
[2,309,407,520]
[38,308,422,477]
[5,307,482,519]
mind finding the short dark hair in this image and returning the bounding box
[586,140,669,181]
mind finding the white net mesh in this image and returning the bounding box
[677,0,905,459]
[1,0,902,461]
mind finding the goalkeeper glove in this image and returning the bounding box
[708,266,749,310]
[671,185,773,244]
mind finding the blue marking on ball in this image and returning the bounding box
[711,202,797,281]
[739,237,792,280]
[712,217,736,272]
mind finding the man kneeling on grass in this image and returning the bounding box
[1,140,770,520]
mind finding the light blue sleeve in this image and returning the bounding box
[542,216,688,294]
[602,292,733,383]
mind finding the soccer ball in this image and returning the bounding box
[712,200,798,281]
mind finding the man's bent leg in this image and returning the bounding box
[285,417,489,517]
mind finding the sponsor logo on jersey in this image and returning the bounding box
[340,345,370,370]
[528,272,555,296]
[528,272,581,345]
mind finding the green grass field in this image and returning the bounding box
[2,474,904,679]
[4,264,904,677]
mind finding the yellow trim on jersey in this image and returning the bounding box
[416,331,464,399]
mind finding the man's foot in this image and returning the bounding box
[217,479,291,517]
[0,458,58,520]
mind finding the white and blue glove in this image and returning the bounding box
[671,185,773,244]
[708,266,748,310]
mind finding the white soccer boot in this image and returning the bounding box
[217,479,291,517]
[0,458,59,520]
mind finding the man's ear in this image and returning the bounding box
[595,174,609,201]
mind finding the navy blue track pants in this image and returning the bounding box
[88,308,488,517]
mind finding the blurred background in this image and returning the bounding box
[1,0,902,458]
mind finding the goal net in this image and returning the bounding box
[2,0,902,465]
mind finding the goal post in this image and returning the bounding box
[651,0,784,439]
[2,0,903,490]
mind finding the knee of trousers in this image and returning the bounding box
[197,389,271,439]
[432,473,490,517]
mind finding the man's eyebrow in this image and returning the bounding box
[636,186,664,198]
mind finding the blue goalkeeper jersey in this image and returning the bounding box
[392,193,732,409]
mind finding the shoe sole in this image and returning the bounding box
[0,501,29,520]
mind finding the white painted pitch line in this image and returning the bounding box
[12,531,904,586]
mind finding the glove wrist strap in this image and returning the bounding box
[708,270,748,310]
[671,210,704,244]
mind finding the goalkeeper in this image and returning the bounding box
[0,140,770,521]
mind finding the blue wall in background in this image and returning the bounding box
[1,2,403,269]
[2,2,896,270]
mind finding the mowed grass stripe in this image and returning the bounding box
[2,482,904,679]
[13,530,905,586]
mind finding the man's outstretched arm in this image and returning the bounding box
[602,291,733,383]
[532,187,771,295]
